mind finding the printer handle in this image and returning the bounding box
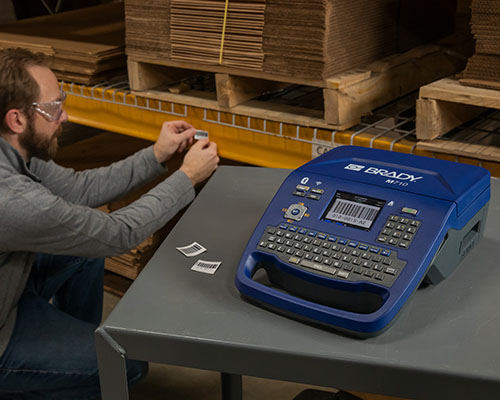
[236,252,393,336]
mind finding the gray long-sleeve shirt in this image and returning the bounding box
[0,137,195,357]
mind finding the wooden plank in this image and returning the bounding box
[216,73,289,108]
[415,98,485,140]
[128,59,199,92]
[326,69,371,90]
[324,48,464,126]
[323,88,361,128]
[420,77,500,109]
[128,55,327,88]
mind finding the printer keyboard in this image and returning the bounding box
[258,224,406,287]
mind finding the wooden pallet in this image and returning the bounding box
[128,43,465,130]
[416,76,500,140]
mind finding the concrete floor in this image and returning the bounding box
[103,291,339,400]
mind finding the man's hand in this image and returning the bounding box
[179,140,219,186]
[153,120,196,164]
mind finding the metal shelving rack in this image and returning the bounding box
[61,80,500,175]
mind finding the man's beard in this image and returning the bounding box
[20,118,62,161]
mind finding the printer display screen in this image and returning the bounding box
[323,191,385,230]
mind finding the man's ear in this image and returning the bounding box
[4,109,27,135]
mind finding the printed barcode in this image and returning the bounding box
[191,259,221,274]
[176,242,207,257]
[185,244,203,253]
[332,199,378,221]
[196,262,218,269]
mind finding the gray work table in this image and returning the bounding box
[96,166,500,400]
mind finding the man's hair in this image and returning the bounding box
[0,48,48,133]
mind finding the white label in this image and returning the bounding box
[176,242,207,257]
[191,259,221,275]
[312,140,340,159]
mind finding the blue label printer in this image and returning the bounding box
[235,146,490,337]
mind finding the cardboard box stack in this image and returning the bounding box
[0,3,126,84]
[461,0,500,90]
[125,0,457,81]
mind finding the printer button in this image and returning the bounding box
[377,236,387,243]
[354,266,364,274]
[343,264,353,271]
[373,263,383,271]
[402,207,419,217]
[337,271,350,279]
[385,267,397,275]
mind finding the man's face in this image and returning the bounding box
[22,65,67,161]
[19,115,62,161]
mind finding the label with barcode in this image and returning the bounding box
[191,259,221,274]
[176,242,207,257]
[195,130,209,140]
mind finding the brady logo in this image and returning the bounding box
[344,164,365,171]
[364,167,423,182]
[344,163,423,183]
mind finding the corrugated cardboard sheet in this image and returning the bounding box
[125,0,457,81]
[462,0,500,90]
[0,3,126,84]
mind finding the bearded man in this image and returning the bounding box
[0,48,219,399]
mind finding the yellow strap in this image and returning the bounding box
[219,0,230,64]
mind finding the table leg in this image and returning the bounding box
[221,372,243,400]
[95,328,130,400]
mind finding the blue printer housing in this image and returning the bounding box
[235,146,490,337]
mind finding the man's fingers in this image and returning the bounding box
[177,127,196,140]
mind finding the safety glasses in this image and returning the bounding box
[31,90,66,122]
